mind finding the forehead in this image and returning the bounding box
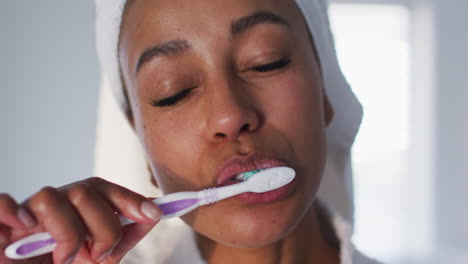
[120,0,303,46]
[118,0,311,77]
[122,0,299,25]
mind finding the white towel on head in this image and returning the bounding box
[94,0,362,227]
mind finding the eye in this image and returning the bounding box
[250,58,291,72]
[150,88,193,107]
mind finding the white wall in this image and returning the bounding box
[1,1,99,201]
[432,0,468,261]
[329,1,468,263]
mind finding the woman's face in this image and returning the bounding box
[119,0,331,247]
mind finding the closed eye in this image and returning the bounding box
[250,58,291,72]
[150,88,193,107]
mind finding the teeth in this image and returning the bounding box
[234,174,245,181]
[234,169,265,181]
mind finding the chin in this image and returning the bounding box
[187,191,310,248]
[214,219,295,248]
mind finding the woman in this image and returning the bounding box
[0,0,381,263]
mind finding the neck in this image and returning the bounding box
[197,201,340,264]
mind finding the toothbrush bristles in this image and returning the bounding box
[235,169,266,181]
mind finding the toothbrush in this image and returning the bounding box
[5,166,295,260]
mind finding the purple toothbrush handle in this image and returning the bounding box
[4,232,57,259]
[158,198,199,215]
[6,197,204,259]
[17,237,56,255]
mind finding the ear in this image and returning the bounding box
[323,92,334,127]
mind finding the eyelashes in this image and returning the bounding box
[250,58,291,73]
[150,58,291,108]
[150,88,193,107]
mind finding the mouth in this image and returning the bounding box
[216,153,288,186]
[214,153,296,204]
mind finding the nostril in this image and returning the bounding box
[215,132,226,139]
[240,123,250,132]
[212,123,254,141]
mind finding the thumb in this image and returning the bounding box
[103,220,158,263]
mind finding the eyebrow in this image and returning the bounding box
[136,39,191,73]
[135,11,290,74]
[231,11,290,35]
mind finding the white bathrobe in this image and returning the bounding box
[120,204,381,264]
[93,0,382,263]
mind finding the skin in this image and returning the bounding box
[0,179,162,264]
[120,0,336,263]
[0,0,338,263]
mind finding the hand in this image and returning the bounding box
[0,177,162,264]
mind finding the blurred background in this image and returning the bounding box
[1,0,467,263]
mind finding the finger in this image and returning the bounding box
[72,245,95,263]
[0,224,12,254]
[106,221,158,263]
[0,193,36,229]
[63,182,122,262]
[0,230,14,264]
[24,186,86,264]
[85,177,162,223]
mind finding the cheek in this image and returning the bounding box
[261,68,325,145]
[136,105,206,192]
[261,68,327,189]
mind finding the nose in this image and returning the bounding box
[205,80,261,142]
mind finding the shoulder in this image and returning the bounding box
[322,201,383,264]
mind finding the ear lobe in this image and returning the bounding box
[323,93,334,127]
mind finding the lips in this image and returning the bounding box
[215,153,287,186]
[214,153,296,204]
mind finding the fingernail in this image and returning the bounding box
[96,248,113,262]
[17,207,36,228]
[64,253,77,264]
[140,201,162,221]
